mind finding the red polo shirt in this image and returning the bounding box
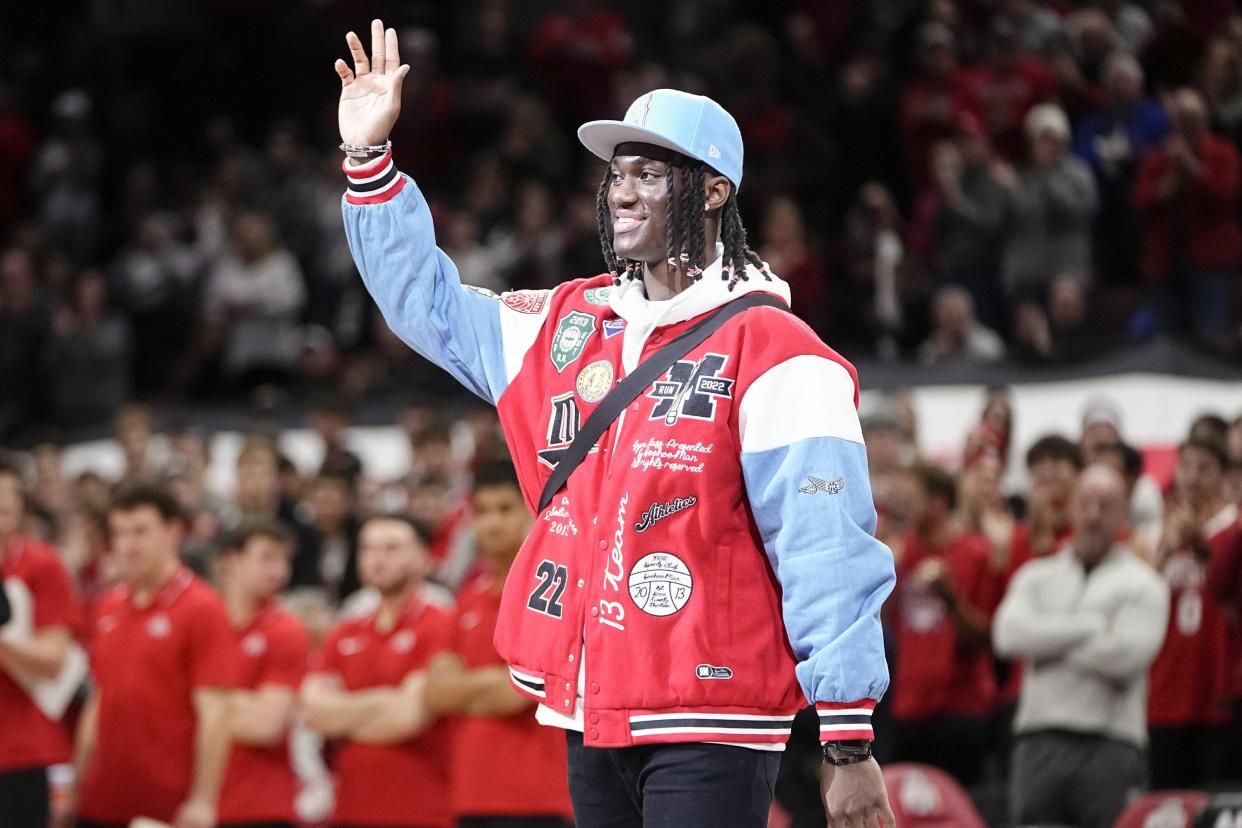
[892,530,1001,721]
[450,574,572,819]
[1148,505,1234,727]
[218,601,310,825]
[314,596,454,828]
[0,537,78,772]
[1206,514,1242,700]
[79,568,241,824]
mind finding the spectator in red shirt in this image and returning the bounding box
[890,463,1001,787]
[959,435,1083,729]
[1015,435,1084,573]
[959,20,1058,162]
[1147,436,1235,787]
[1204,485,1242,780]
[899,23,971,188]
[300,515,455,828]
[1134,88,1240,350]
[217,519,310,828]
[74,483,240,828]
[0,457,80,828]
[424,461,573,828]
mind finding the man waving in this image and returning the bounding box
[334,20,895,828]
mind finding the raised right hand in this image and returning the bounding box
[335,19,409,148]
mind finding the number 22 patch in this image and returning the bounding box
[527,560,569,618]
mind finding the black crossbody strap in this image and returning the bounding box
[536,292,787,514]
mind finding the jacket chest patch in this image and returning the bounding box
[502,289,549,314]
[538,392,598,469]
[648,353,734,425]
[634,496,698,532]
[550,311,597,373]
[583,286,613,305]
[575,359,614,403]
[628,552,693,617]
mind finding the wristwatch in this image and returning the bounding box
[823,739,873,766]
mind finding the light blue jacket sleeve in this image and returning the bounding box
[342,173,511,404]
[738,354,893,737]
[741,437,894,705]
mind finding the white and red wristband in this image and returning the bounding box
[343,149,405,205]
[816,699,876,742]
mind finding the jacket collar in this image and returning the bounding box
[607,244,791,327]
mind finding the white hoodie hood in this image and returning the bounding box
[607,244,791,374]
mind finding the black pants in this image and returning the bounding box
[0,767,49,828]
[1010,730,1146,828]
[890,714,989,788]
[565,730,779,828]
[458,818,573,828]
[1148,724,1233,788]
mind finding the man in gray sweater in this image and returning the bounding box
[994,464,1169,828]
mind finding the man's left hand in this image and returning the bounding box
[173,797,216,828]
[423,652,467,714]
[822,757,895,828]
[917,558,956,605]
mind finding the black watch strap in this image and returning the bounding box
[823,739,872,765]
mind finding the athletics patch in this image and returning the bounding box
[502,290,549,314]
[550,310,596,373]
[634,495,697,532]
[628,552,693,617]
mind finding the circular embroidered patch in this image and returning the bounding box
[576,359,614,403]
[628,552,694,617]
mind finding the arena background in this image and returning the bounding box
[2,1,1242,827]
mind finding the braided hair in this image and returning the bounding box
[595,158,769,290]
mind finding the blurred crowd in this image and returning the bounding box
[5,0,1242,447]
[5,1,1242,823]
[0,386,1241,825]
[864,391,1242,824]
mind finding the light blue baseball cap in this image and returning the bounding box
[577,89,745,190]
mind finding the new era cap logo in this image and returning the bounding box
[708,144,721,159]
[626,93,654,126]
